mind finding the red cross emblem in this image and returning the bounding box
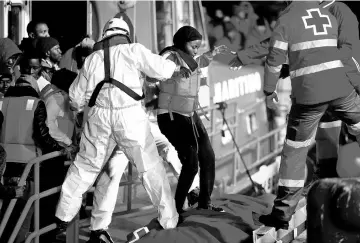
[302,8,332,36]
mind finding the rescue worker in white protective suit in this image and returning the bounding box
[80,83,202,243]
[55,17,192,234]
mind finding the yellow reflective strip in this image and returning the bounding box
[273,40,288,51]
[290,60,343,78]
[285,136,314,148]
[290,39,337,51]
[322,0,335,8]
[347,122,360,134]
[319,120,342,129]
[278,179,305,187]
[266,63,283,73]
[352,57,360,72]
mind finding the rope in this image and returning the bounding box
[133,2,136,43]
[190,115,199,154]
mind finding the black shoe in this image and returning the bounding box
[80,205,89,220]
[87,229,114,243]
[259,214,289,230]
[187,187,200,207]
[55,218,69,235]
[197,203,225,212]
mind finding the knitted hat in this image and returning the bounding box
[36,37,59,57]
[51,68,78,93]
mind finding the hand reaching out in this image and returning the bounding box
[229,56,243,71]
[265,92,279,111]
[212,45,232,56]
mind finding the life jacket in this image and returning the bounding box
[0,96,41,163]
[40,84,75,140]
[158,51,202,119]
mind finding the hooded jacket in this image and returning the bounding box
[0,38,22,80]
[0,38,22,66]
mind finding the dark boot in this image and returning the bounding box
[54,217,69,235]
[87,229,114,243]
[187,187,200,207]
[197,203,225,212]
[259,214,289,230]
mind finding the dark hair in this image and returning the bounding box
[26,20,48,35]
[172,26,202,52]
[19,51,41,73]
[51,69,78,93]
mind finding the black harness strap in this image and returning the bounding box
[88,39,144,108]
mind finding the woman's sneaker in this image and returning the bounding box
[187,187,200,207]
[197,203,225,212]
[87,230,114,243]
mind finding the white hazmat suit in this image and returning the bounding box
[89,119,200,231]
[55,19,179,229]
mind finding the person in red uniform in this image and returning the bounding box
[244,1,360,230]
[229,0,360,181]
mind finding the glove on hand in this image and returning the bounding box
[62,144,79,161]
[0,183,27,199]
[179,66,191,78]
[279,64,290,79]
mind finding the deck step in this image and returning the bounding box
[252,197,307,243]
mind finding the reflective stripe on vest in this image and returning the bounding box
[290,39,337,52]
[158,51,201,117]
[0,96,40,163]
[290,60,343,79]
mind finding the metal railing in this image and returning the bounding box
[1,98,287,243]
[0,151,63,243]
[224,124,286,194]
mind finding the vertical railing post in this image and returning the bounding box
[256,140,261,164]
[127,162,133,211]
[274,129,279,150]
[34,161,40,243]
[66,214,79,243]
[233,105,240,187]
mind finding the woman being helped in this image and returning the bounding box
[156,26,229,213]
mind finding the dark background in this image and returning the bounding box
[202,1,360,23]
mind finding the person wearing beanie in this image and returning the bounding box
[36,37,62,81]
[0,66,70,242]
[16,55,78,242]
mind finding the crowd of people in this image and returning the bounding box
[0,0,359,243]
[0,9,230,243]
[203,1,276,64]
